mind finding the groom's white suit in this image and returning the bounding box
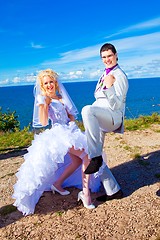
[82,63,128,197]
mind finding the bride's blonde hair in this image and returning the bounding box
[37,69,60,94]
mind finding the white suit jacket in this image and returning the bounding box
[94,65,129,133]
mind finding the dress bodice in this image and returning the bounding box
[48,99,70,125]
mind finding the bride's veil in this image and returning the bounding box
[32,76,78,128]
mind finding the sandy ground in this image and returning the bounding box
[0,125,160,240]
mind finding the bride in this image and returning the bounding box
[12,69,100,215]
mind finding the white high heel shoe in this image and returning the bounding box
[51,184,70,196]
[77,191,95,209]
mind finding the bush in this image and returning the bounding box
[0,107,20,132]
[124,112,160,131]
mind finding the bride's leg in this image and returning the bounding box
[81,157,92,205]
[53,153,82,192]
[69,147,92,205]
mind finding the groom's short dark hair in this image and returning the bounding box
[100,43,118,60]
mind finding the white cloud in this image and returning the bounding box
[123,17,160,31]
[69,71,75,75]
[1,17,160,86]
[30,42,45,49]
[25,74,37,82]
[0,78,9,85]
[13,77,21,83]
[42,31,160,67]
[89,70,101,78]
[105,17,160,39]
[76,70,83,75]
[40,31,160,79]
[60,70,84,81]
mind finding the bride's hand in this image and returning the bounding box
[45,96,51,105]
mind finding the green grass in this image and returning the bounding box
[0,113,159,154]
[0,204,17,216]
[155,173,160,178]
[0,127,34,153]
[133,153,141,159]
[124,112,160,131]
[138,159,150,166]
[55,211,64,216]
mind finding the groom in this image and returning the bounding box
[81,43,128,201]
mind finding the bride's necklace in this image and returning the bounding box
[47,93,63,102]
[48,94,58,100]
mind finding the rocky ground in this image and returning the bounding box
[0,125,160,240]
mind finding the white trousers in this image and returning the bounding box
[100,151,120,195]
[81,103,122,195]
[81,103,122,158]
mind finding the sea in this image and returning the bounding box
[0,77,160,129]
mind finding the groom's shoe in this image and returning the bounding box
[96,190,123,202]
[84,156,103,174]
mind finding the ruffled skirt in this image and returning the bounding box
[12,122,101,215]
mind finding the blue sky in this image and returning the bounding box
[0,0,160,86]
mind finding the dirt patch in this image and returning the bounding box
[0,125,160,240]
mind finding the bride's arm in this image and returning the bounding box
[67,111,75,121]
[60,98,75,122]
[37,95,51,126]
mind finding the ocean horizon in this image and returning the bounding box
[0,77,160,129]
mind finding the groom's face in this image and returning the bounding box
[101,50,117,69]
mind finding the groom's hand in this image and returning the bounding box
[103,75,115,88]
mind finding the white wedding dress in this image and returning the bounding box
[12,99,101,215]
